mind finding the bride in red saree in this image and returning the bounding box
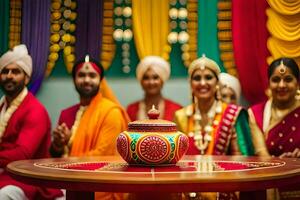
[248,57,300,200]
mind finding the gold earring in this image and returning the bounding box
[265,88,272,99]
[295,89,300,100]
[215,85,221,101]
[193,94,197,105]
[190,90,194,103]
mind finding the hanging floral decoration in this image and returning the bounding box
[9,0,22,49]
[168,0,191,67]
[185,0,198,67]
[217,0,237,76]
[113,0,133,74]
[101,0,117,70]
[46,0,77,76]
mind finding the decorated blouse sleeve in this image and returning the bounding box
[248,108,270,157]
[234,110,255,156]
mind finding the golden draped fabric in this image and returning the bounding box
[132,0,170,59]
[267,0,300,15]
[267,37,300,59]
[266,0,300,66]
[267,9,300,41]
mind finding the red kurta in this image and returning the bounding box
[127,98,182,121]
[0,92,62,199]
[57,104,80,130]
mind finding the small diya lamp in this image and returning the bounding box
[117,106,189,165]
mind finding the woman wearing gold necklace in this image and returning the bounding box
[174,55,254,200]
[248,57,300,200]
[175,55,254,156]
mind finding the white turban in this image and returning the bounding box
[0,44,32,77]
[219,73,241,102]
[136,56,170,83]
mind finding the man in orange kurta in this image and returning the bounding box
[50,56,129,200]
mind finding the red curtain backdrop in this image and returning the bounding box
[232,0,270,105]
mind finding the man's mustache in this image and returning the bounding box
[3,80,15,85]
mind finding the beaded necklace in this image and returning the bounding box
[0,88,28,142]
[188,100,222,154]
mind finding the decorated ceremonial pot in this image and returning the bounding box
[117,107,189,165]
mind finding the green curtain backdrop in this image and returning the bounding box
[169,43,188,77]
[198,0,225,72]
[50,52,69,77]
[106,40,139,77]
[0,0,10,55]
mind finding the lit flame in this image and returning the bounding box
[85,55,90,63]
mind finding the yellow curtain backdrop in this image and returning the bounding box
[267,0,300,66]
[267,9,300,41]
[267,37,300,58]
[132,0,170,59]
[267,0,300,15]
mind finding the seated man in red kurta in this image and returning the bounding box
[50,56,129,200]
[0,44,62,200]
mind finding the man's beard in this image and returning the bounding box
[75,84,99,98]
[0,79,26,97]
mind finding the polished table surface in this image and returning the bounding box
[7,155,300,199]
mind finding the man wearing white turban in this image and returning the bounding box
[0,44,62,200]
[219,72,242,104]
[127,56,182,121]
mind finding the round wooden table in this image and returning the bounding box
[7,155,300,200]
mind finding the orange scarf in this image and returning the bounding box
[69,92,128,157]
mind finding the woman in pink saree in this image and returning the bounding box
[248,57,300,200]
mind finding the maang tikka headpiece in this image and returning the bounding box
[83,54,90,69]
[279,60,286,74]
[200,54,206,70]
[188,54,221,77]
[85,54,90,63]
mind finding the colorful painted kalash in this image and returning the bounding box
[117,106,189,165]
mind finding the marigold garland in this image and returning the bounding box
[0,88,28,142]
[112,0,133,73]
[185,0,198,67]
[46,0,77,76]
[101,0,116,71]
[168,0,191,67]
[9,0,22,49]
[217,0,238,76]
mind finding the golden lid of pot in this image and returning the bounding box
[128,105,177,132]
